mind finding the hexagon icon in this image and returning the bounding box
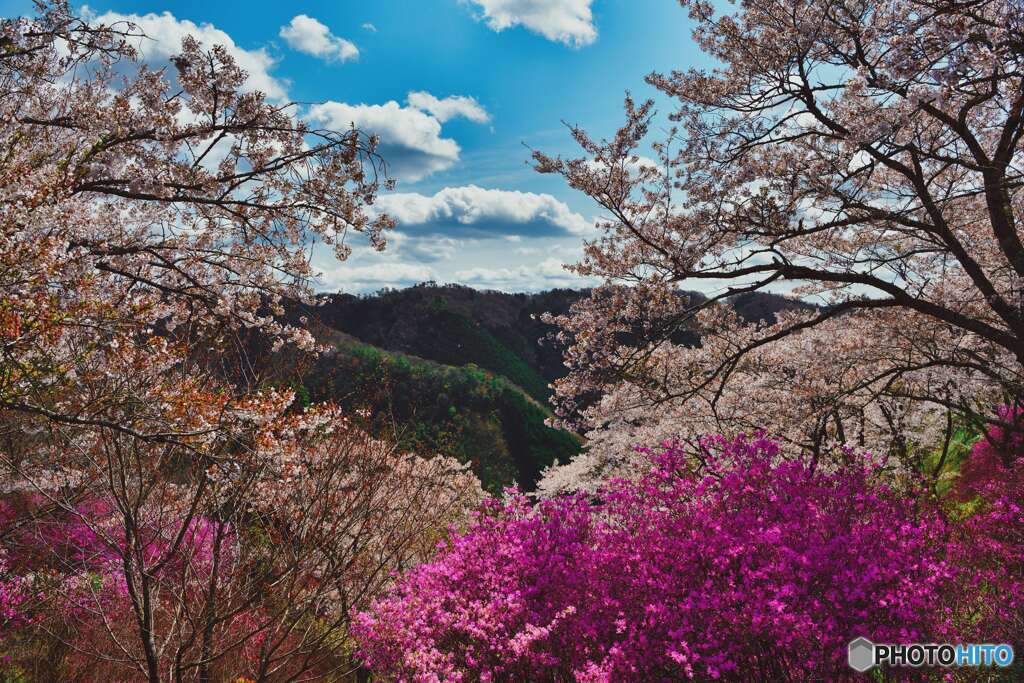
[848,637,875,673]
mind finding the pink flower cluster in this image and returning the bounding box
[0,496,234,627]
[355,433,1023,681]
[0,550,31,634]
[947,406,1024,643]
[1,496,231,579]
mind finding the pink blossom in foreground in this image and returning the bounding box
[355,434,1001,681]
[947,406,1024,644]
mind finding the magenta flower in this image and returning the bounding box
[355,432,1023,681]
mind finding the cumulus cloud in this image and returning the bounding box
[374,185,593,238]
[89,10,288,100]
[388,232,460,263]
[455,258,594,291]
[306,101,460,182]
[407,91,490,124]
[317,253,591,293]
[461,0,597,47]
[317,261,437,291]
[279,15,359,63]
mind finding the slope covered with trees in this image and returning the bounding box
[302,329,583,493]
[298,284,588,402]
[292,282,812,398]
[282,283,813,492]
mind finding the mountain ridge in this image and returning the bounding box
[283,283,816,491]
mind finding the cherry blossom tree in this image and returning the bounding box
[0,413,482,681]
[534,0,1024,484]
[0,0,392,425]
[0,3,483,680]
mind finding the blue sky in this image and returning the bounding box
[4,0,707,292]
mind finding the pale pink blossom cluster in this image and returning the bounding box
[532,0,1024,488]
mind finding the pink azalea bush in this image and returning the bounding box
[947,406,1024,643]
[0,496,246,678]
[0,495,233,582]
[355,432,1024,681]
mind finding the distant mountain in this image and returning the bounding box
[728,290,818,324]
[298,283,816,397]
[303,284,585,402]
[298,328,581,494]
[282,283,816,491]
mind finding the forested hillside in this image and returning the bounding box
[302,284,814,396]
[302,328,582,493]
[301,283,585,401]
[283,283,814,491]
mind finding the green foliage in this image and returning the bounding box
[0,666,28,683]
[304,336,582,494]
[430,311,551,402]
[919,419,985,498]
[294,284,585,403]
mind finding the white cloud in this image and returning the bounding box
[407,91,490,124]
[388,232,460,262]
[90,10,288,100]
[848,149,873,173]
[279,15,359,63]
[361,22,378,32]
[461,0,597,47]
[455,258,594,291]
[316,256,593,293]
[374,185,593,238]
[306,100,460,182]
[316,261,437,291]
